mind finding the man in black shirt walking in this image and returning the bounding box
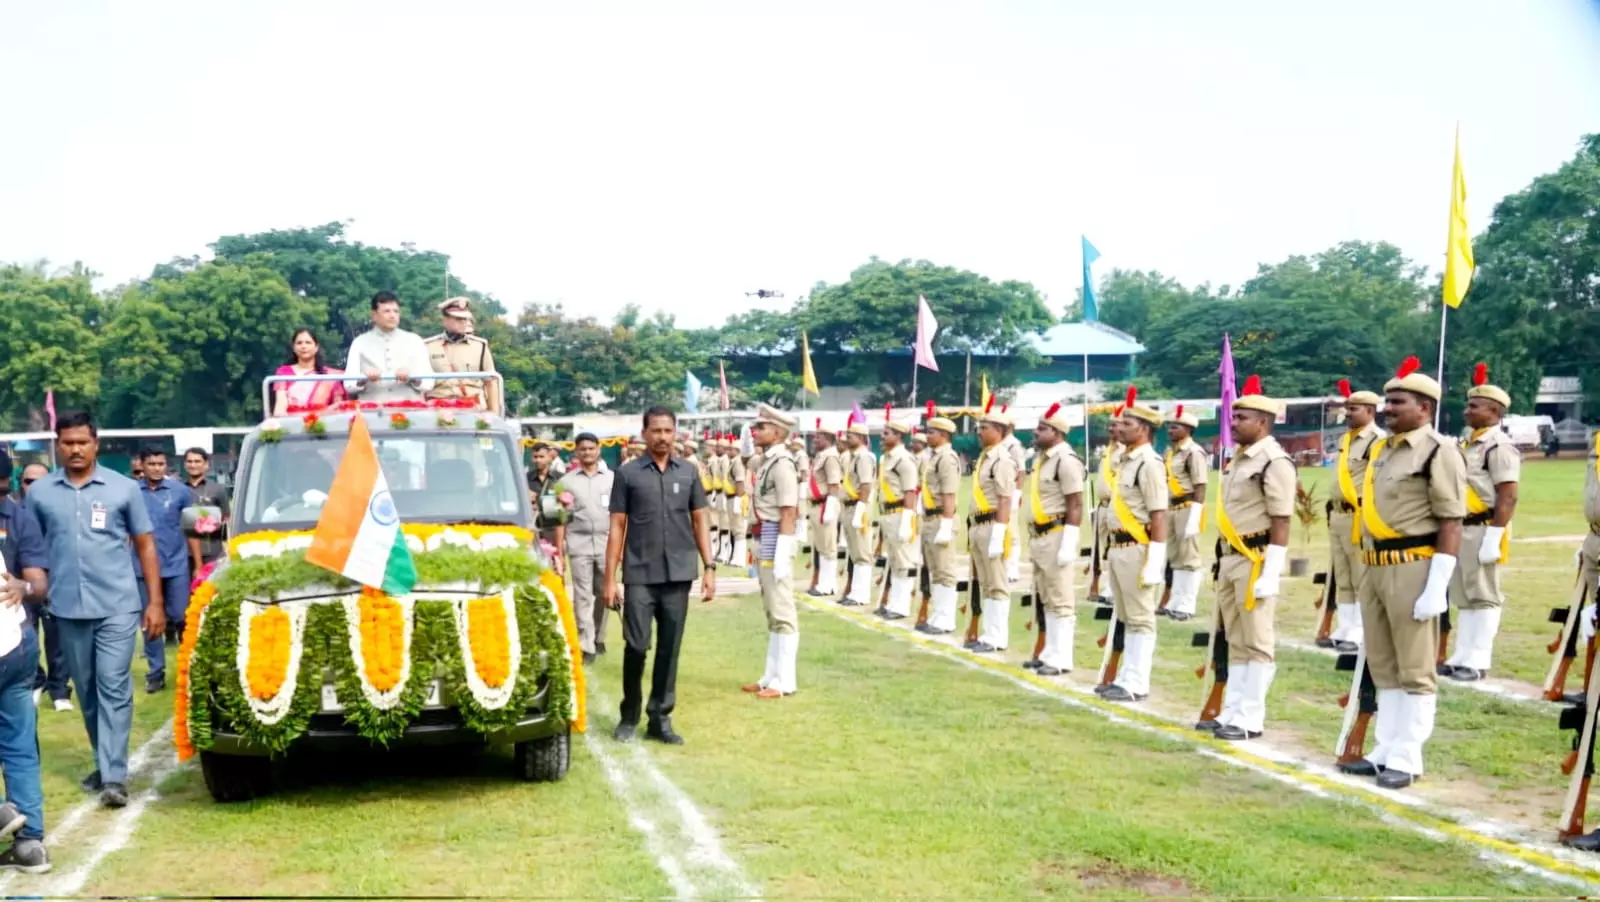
[604,407,715,745]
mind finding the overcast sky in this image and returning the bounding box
[4,1,1598,328]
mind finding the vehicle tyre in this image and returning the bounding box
[201,752,274,803]
[514,728,570,783]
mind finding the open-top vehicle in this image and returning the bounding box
[177,373,585,802]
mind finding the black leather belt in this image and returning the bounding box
[1030,514,1071,536]
[1222,530,1271,556]
[1335,501,1357,514]
[883,500,906,512]
[1371,534,1438,552]
[1110,530,1135,543]
[1171,492,1193,506]
[1464,511,1493,527]
[972,512,997,525]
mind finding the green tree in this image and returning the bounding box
[0,263,104,429]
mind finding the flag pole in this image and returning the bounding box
[1082,353,1091,474]
[1433,305,1449,431]
[910,348,919,410]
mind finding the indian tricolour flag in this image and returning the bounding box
[306,415,417,595]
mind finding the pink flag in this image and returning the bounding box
[44,389,56,431]
[847,401,866,427]
[718,361,729,411]
[913,296,940,372]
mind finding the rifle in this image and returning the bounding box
[1025,559,1046,664]
[1094,606,1123,687]
[1192,604,1227,727]
[1334,649,1377,766]
[1312,570,1336,648]
[1558,647,1600,845]
[1086,508,1106,602]
[840,549,854,602]
[963,575,983,647]
[916,562,932,628]
[1436,607,1452,672]
[1158,564,1173,614]
[1544,555,1591,702]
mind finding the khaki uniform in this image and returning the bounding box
[968,445,1018,649]
[1025,443,1086,618]
[1329,423,1385,644]
[423,333,501,413]
[1106,443,1169,637]
[807,446,844,592]
[879,445,922,580]
[754,449,800,634]
[1453,427,1519,611]
[1093,445,1126,568]
[1359,428,1466,695]
[1215,438,1295,665]
[1001,434,1028,579]
[727,453,750,564]
[1586,436,1600,598]
[706,453,727,555]
[1164,439,1209,570]
[841,447,877,567]
[920,445,962,590]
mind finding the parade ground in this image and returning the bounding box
[9,458,1596,897]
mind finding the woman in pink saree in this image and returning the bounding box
[272,328,347,415]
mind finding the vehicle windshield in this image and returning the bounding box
[240,431,527,529]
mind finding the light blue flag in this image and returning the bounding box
[1081,236,1101,322]
[685,370,702,413]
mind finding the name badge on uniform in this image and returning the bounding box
[600,493,610,508]
[673,482,680,495]
[91,502,108,531]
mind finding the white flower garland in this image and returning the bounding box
[451,588,520,710]
[535,584,579,719]
[236,528,525,561]
[342,594,416,711]
[236,600,310,726]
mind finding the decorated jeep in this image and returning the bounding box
[177,376,585,802]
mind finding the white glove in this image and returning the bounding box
[1253,544,1287,600]
[773,534,795,581]
[1140,541,1167,587]
[822,496,839,525]
[934,517,953,546]
[1582,603,1597,643]
[851,503,867,530]
[1478,526,1504,564]
[898,509,914,542]
[1184,504,1202,538]
[1057,524,1080,567]
[797,519,809,545]
[986,524,1006,559]
[1412,553,1456,621]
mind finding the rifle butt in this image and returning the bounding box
[1197,678,1225,722]
[1336,711,1372,765]
[1561,777,1592,841]
[915,596,930,628]
[1031,625,1047,660]
[1564,750,1580,777]
[1547,656,1575,702]
[1314,601,1336,644]
[1435,625,1451,670]
[1100,649,1122,688]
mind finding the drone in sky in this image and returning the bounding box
[745,289,784,299]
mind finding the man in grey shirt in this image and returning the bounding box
[27,412,165,810]
[554,433,613,665]
[604,407,715,745]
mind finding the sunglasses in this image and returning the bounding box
[21,478,34,487]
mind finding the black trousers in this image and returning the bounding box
[27,607,70,701]
[619,581,690,725]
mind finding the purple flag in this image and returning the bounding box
[847,401,866,427]
[913,296,940,372]
[1218,333,1236,452]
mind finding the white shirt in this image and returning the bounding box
[344,327,434,403]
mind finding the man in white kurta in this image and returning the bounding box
[344,291,434,404]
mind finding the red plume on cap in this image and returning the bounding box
[814,417,821,430]
[884,403,893,419]
[1124,386,1137,409]
[1396,356,1421,378]
[1044,402,1062,421]
[1473,362,1488,386]
[1114,405,1125,417]
[1175,404,1184,418]
[1001,404,1008,414]
[1242,375,1262,396]
[983,395,995,414]
[925,400,935,420]
[1337,379,1351,398]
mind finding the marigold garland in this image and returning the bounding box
[542,568,587,734]
[358,589,407,693]
[466,596,513,688]
[175,580,218,762]
[245,607,292,700]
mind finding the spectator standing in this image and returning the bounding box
[424,298,501,414]
[181,448,230,566]
[272,328,345,416]
[603,407,716,745]
[554,433,614,663]
[132,448,200,693]
[527,443,560,549]
[0,452,51,873]
[18,463,70,711]
[28,412,165,809]
[343,291,433,405]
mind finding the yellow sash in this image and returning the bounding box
[843,466,861,503]
[1215,455,1265,611]
[1164,445,1206,531]
[1336,431,1362,545]
[1359,439,1434,561]
[1108,452,1150,545]
[1462,431,1510,564]
[879,453,903,507]
[700,466,712,493]
[1029,453,1054,527]
[971,449,994,515]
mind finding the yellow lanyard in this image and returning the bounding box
[879,451,903,505]
[1336,431,1362,545]
[1461,430,1510,564]
[1214,453,1265,611]
[1108,451,1150,544]
[1359,439,1409,545]
[1164,448,1186,498]
[971,449,994,514]
[1028,452,1053,526]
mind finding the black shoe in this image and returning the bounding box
[582,652,596,666]
[1448,666,1486,682]
[1099,686,1146,702]
[1562,829,1600,852]
[1376,769,1416,789]
[1315,637,1336,649]
[1338,759,1381,776]
[79,771,102,793]
[1214,725,1262,741]
[1021,659,1042,670]
[613,721,637,743]
[100,783,129,809]
[1435,663,1453,677]
[1036,665,1068,677]
[1167,611,1192,623]
[145,675,165,694]
[1155,608,1170,618]
[1093,684,1114,696]
[925,627,951,636]
[1333,640,1359,654]
[0,839,50,874]
[873,608,889,618]
[596,641,606,655]
[1566,691,1588,706]
[962,639,981,650]
[1194,719,1221,732]
[970,642,1001,653]
[646,720,685,745]
[883,612,907,621]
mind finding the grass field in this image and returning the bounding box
[14,456,1599,896]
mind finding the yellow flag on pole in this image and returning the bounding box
[1443,125,1475,309]
[980,373,992,411]
[800,331,820,396]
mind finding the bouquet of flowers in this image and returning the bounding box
[540,486,578,525]
[181,505,226,541]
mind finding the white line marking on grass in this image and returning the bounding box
[40,753,184,897]
[582,729,699,900]
[586,688,760,900]
[815,605,1600,891]
[0,722,178,893]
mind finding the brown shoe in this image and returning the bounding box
[756,687,784,699]
[741,682,764,693]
